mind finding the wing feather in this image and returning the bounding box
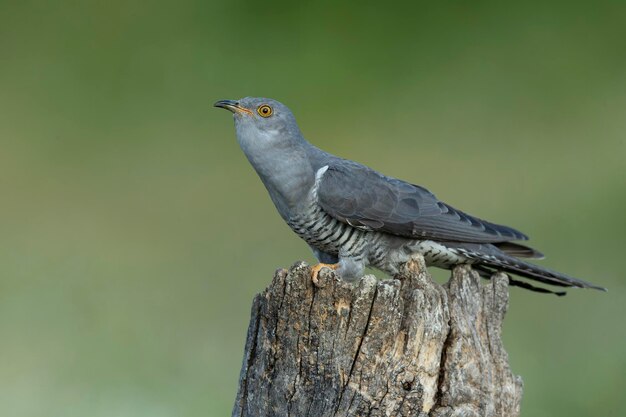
[317,162,528,243]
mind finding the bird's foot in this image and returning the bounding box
[310,263,339,287]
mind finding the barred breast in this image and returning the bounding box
[287,199,367,258]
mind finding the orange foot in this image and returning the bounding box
[311,263,339,286]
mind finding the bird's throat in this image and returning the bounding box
[240,140,315,219]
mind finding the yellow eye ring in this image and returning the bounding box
[257,104,273,118]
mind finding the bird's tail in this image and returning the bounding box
[459,246,606,296]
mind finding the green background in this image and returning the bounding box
[1,1,625,416]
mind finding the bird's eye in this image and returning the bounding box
[257,105,273,118]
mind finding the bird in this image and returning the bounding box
[214,97,605,295]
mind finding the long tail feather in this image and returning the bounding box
[473,265,566,296]
[449,242,607,293]
[475,252,606,291]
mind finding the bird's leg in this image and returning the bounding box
[310,263,339,286]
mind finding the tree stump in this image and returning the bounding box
[232,255,523,417]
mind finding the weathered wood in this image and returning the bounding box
[232,255,523,417]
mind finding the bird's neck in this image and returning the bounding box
[239,136,317,219]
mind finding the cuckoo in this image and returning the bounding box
[215,97,605,295]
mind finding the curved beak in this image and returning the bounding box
[214,99,253,116]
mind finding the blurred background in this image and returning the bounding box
[1,1,625,416]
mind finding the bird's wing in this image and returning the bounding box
[317,162,528,243]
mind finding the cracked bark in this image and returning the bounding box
[232,255,523,417]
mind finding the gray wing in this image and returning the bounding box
[317,162,528,243]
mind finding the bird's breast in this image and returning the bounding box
[287,200,366,257]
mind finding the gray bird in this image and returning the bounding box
[215,97,605,295]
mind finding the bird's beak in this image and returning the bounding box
[214,99,254,116]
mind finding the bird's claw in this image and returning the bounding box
[310,263,339,287]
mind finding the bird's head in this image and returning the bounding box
[214,97,313,211]
[214,97,303,149]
